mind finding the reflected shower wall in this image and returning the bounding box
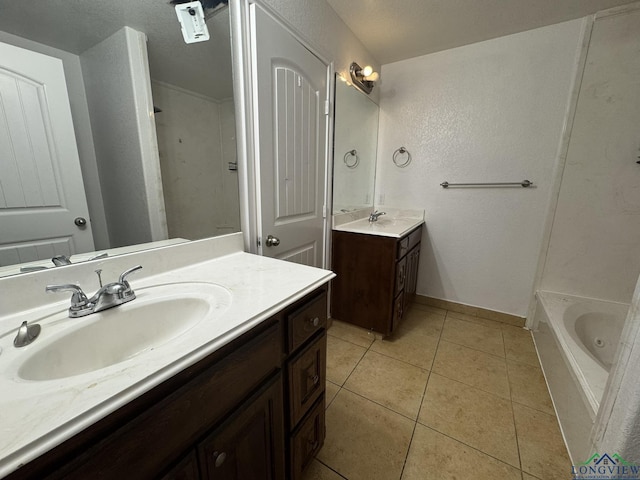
[152,81,240,240]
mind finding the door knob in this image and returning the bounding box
[74,217,87,227]
[265,235,280,247]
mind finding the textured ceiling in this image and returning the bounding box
[325,0,635,64]
[0,0,233,99]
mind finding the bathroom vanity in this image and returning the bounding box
[0,234,333,480]
[331,211,424,336]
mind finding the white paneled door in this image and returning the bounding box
[251,5,329,267]
[0,42,94,266]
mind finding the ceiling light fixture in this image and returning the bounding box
[349,62,378,94]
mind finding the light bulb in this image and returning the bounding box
[364,71,379,82]
[361,65,373,77]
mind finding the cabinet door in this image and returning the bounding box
[406,247,420,298]
[288,333,326,428]
[198,376,285,480]
[160,451,200,480]
[395,256,407,295]
[392,292,404,333]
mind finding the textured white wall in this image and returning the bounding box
[153,83,240,239]
[261,0,379,95]
[541,9,640,304]
[375,19,584,316]
[81,27,166,248]
[0,31,109,250]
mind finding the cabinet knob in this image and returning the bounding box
[308,439,320,450]
[309,316,320,327]
[213,451,227,468]
[310,374,320,385]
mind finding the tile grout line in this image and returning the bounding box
[398,372,429,480]
[398,311,447,479]
[419,423,525,475]
[438,336,507,361]
[316,458,349,480]
[505,324,525,474]
[339,330,376,387]
[429,364,511,402]
[423,311,524,475]
[367,344,437,371]
[340,382,424,424]
[321,325,381,479]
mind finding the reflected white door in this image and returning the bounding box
[0,42,94,266]
[251,5,329,267]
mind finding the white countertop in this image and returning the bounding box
[0,234,334,478]
[333,208,425,238]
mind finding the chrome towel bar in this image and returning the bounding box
[440,180,534,188]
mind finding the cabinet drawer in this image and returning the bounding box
[407,226,422,251]
[290,395,325,480]
[288,333,326,428]
[397,236,409,259]
[288,291,327,353]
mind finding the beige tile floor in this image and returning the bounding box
[306,304,572,480]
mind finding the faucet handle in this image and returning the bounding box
[45,284,89,308]
[118,265,143,285]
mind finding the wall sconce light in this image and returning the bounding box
[349,62,379,94]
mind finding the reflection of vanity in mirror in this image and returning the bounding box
[332,75,378,215]
[0,0,240,277]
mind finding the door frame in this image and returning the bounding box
[230,0,335,268]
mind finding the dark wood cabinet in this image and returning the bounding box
[7,285,329,480]
[290,396,325,480]
[331,225,422,336]
[161,452,200,480]
[282,288,328,479]
[198,376,285,480]
[287,334,326,429]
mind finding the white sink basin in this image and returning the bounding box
[16,282,232,381]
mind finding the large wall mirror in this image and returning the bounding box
[332,76,379,214]
[0,0,239,276]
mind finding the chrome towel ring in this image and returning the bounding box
[344,149,359,169]
[393,147,411,168]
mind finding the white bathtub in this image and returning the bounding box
[532,291,629,462]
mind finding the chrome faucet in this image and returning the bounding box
[46,265,142,318]
[51,254,72,266]
[19,252,109,273]
[368,210,386,222]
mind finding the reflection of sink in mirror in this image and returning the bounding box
[332,76,379,214]
[15,283,232,381]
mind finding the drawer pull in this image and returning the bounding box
[213,451,227,468]
[309,317,320,327]
[310,374,320,385]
